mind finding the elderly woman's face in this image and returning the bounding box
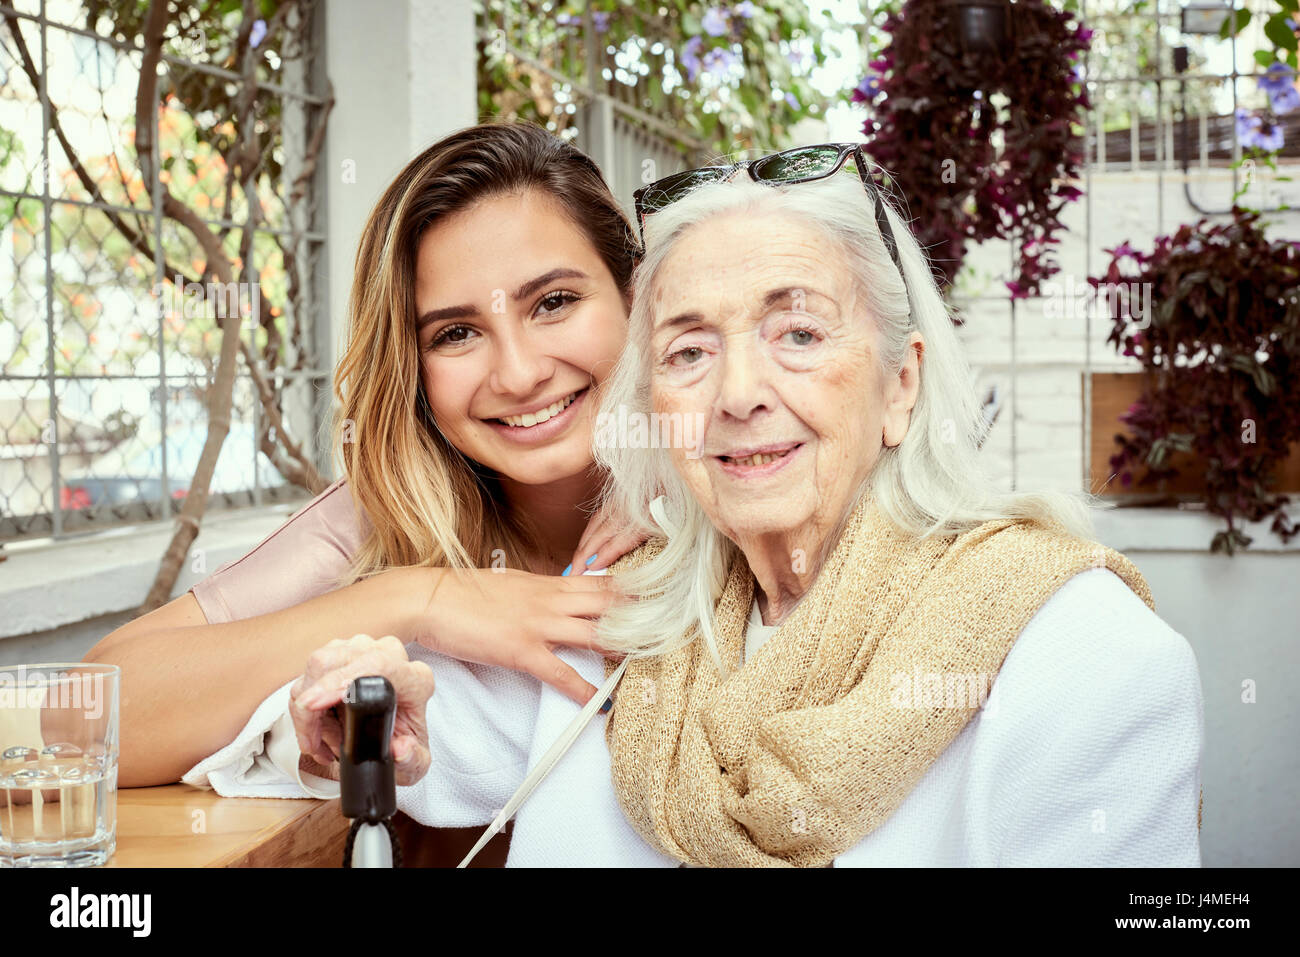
[649,210,919,544]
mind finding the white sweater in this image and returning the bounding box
[182,567,1204,867]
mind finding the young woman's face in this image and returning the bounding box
[414,189,629,486]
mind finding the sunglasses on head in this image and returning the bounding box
[632,143,908,292]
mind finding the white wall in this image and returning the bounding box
[955,166,1300,495]
[1093,509,1300,866]
[322,0,477,460]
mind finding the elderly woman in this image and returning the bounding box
[189,145,1202,867]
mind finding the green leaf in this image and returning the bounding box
[1255,50,1277,68]
[1220,8,1252,39]
[1265,14,1299,51]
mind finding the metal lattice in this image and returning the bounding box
[0,0,330,541]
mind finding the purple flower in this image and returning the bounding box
[785,91,799,109]
[249,18,266,48]
[1255,121,1285,152]
[1287,17,1298,31]
[851,74,880,103]
[1258,62,1296,96]
[592,11,611,33]
[1075,27,1094,44]
[680,36,704,82]
[702,45,740,76]
[735,1,758,18]
[1237,110,1284,151]
[1272,83,1300,115]
[1236,107,1259,140]
[702,7,729,37]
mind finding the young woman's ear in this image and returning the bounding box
[882,332,925,448]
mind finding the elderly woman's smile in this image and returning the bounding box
[649,210,921,618]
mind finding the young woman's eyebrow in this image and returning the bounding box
[513,267,589,301]
[417,267,591,332]
[417,303,477,332]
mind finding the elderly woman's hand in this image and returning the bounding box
[288,634,436,786]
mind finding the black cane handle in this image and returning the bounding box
[339,675,397,825]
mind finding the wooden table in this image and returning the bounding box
[104,784,350,868]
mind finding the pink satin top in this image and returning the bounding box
[189,478,370,625]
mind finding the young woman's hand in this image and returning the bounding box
[288,633,436,786]
[564,497,652,576]
[406,568,624,706]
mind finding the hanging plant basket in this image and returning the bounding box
[1091,207,1300,553]
[944,0,1014,57]
[853,0,1092,299]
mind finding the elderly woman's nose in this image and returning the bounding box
[714,339,773,420]
[489,331,550,395]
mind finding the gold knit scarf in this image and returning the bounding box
[603,493,1157,867]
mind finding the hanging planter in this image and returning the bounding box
[944,0,1014,57]
[852,0,1092,299]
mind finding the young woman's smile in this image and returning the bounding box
[482,384,591,445]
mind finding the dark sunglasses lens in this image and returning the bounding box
[638,168,732,212]
[750,145,845,183]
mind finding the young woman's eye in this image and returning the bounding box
[537,290,582,317]
[429,324,477,349]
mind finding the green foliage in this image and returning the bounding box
[1095,210,1300,552]
[476,0,832,157]
[1219,0,1299,70]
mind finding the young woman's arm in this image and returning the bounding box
[86,562,622,788]
[83,566,431,787]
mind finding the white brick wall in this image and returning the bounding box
[945,165,1300,496]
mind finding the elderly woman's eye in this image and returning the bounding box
[778,324,822,347]
[667,345,706,366]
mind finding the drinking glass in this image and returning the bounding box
[0,663,120,867]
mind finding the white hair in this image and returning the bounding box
[593,170,1094,670]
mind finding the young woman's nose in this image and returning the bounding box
[488,329,553,397]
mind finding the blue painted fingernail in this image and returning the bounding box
[585,554,598,566]
[561,564,572,577]
[599,697,613,714]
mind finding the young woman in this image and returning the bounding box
[85,122,647,788]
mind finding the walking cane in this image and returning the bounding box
[340,675,402,867]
